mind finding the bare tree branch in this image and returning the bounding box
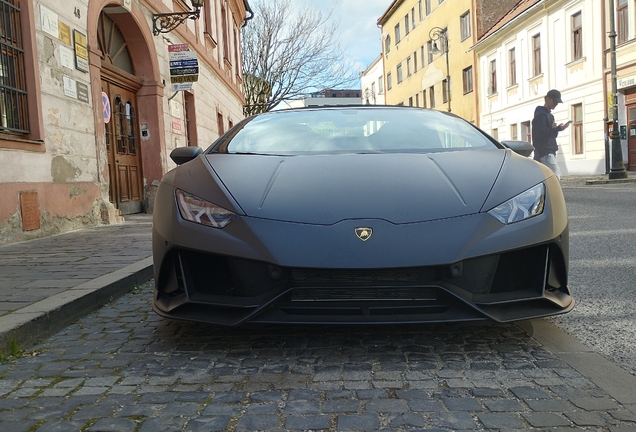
[242,0,359,115]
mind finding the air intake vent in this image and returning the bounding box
[290,267,438,287]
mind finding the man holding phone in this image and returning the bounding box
[531,89,570,180]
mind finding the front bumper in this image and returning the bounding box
[152,176,572,325]
[152,238,572,325]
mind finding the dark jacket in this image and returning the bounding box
[531,106,560,159]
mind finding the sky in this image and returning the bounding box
[295,0,391,73]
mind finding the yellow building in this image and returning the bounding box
[378,0,477,123]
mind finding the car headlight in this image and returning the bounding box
[176,189,237,228]
[488,183,545,224]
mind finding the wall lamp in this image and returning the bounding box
[152,0,204,36]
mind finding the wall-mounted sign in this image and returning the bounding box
[73,30,88,72]
[63,76,77,99]
[60,46,74,69]
[59,21,71,45]
[76,82,89,103]
[40,5,59,38]
[172,117,182,133]
[618,76,636,90]
[102,92,111,123]
[168,44,198,92]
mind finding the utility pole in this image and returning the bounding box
[608,0,628,179]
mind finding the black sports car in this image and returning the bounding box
[152,106,573,325]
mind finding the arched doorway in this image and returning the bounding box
[98,12,144,214]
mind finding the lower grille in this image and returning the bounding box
[290,267,438,286]
[291,287,438,302]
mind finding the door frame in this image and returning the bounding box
[627,103,636,171]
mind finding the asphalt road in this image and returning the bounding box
[550,182,636,377]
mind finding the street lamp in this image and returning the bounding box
[152,0,204,36]
[430,26,451,113]
[607,0,628,179]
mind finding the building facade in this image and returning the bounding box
[0,0,250,245]
[360,54,386,105]
[281,89,362,109]
[474,0,606,176]
[377,0,478,122]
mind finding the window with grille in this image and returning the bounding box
[572,12,582,60]
[0,0,29,134]
[509,48,517,86]
[532,34,541,76]
[573,104,583,154]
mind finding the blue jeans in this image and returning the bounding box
[537,153,562,180]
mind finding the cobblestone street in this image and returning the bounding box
[1,281,635,431]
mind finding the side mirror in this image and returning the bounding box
[170,146,203,165]
[501,140,534,157]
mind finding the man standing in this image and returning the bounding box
[532,89,570,180]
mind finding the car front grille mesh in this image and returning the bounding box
[290,287,438,302]
[289,267,438,287]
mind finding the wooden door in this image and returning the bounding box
[629,105,636,171]
[103,80,143,214]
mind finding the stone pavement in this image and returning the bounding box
[0,175,636,431]
[0,283,635,431]
[0,214,153,351]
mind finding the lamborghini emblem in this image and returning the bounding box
[355,227,373,241]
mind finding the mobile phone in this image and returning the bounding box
[563,120,573,126]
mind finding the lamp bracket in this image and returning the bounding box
[153,9,201,36]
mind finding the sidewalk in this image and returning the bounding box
[0,214,153,352]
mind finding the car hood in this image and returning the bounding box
[205,150,505,225]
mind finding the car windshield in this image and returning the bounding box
[218,107,499,155]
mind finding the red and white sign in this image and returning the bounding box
[168,44,190,52]
[102,91,111,124]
